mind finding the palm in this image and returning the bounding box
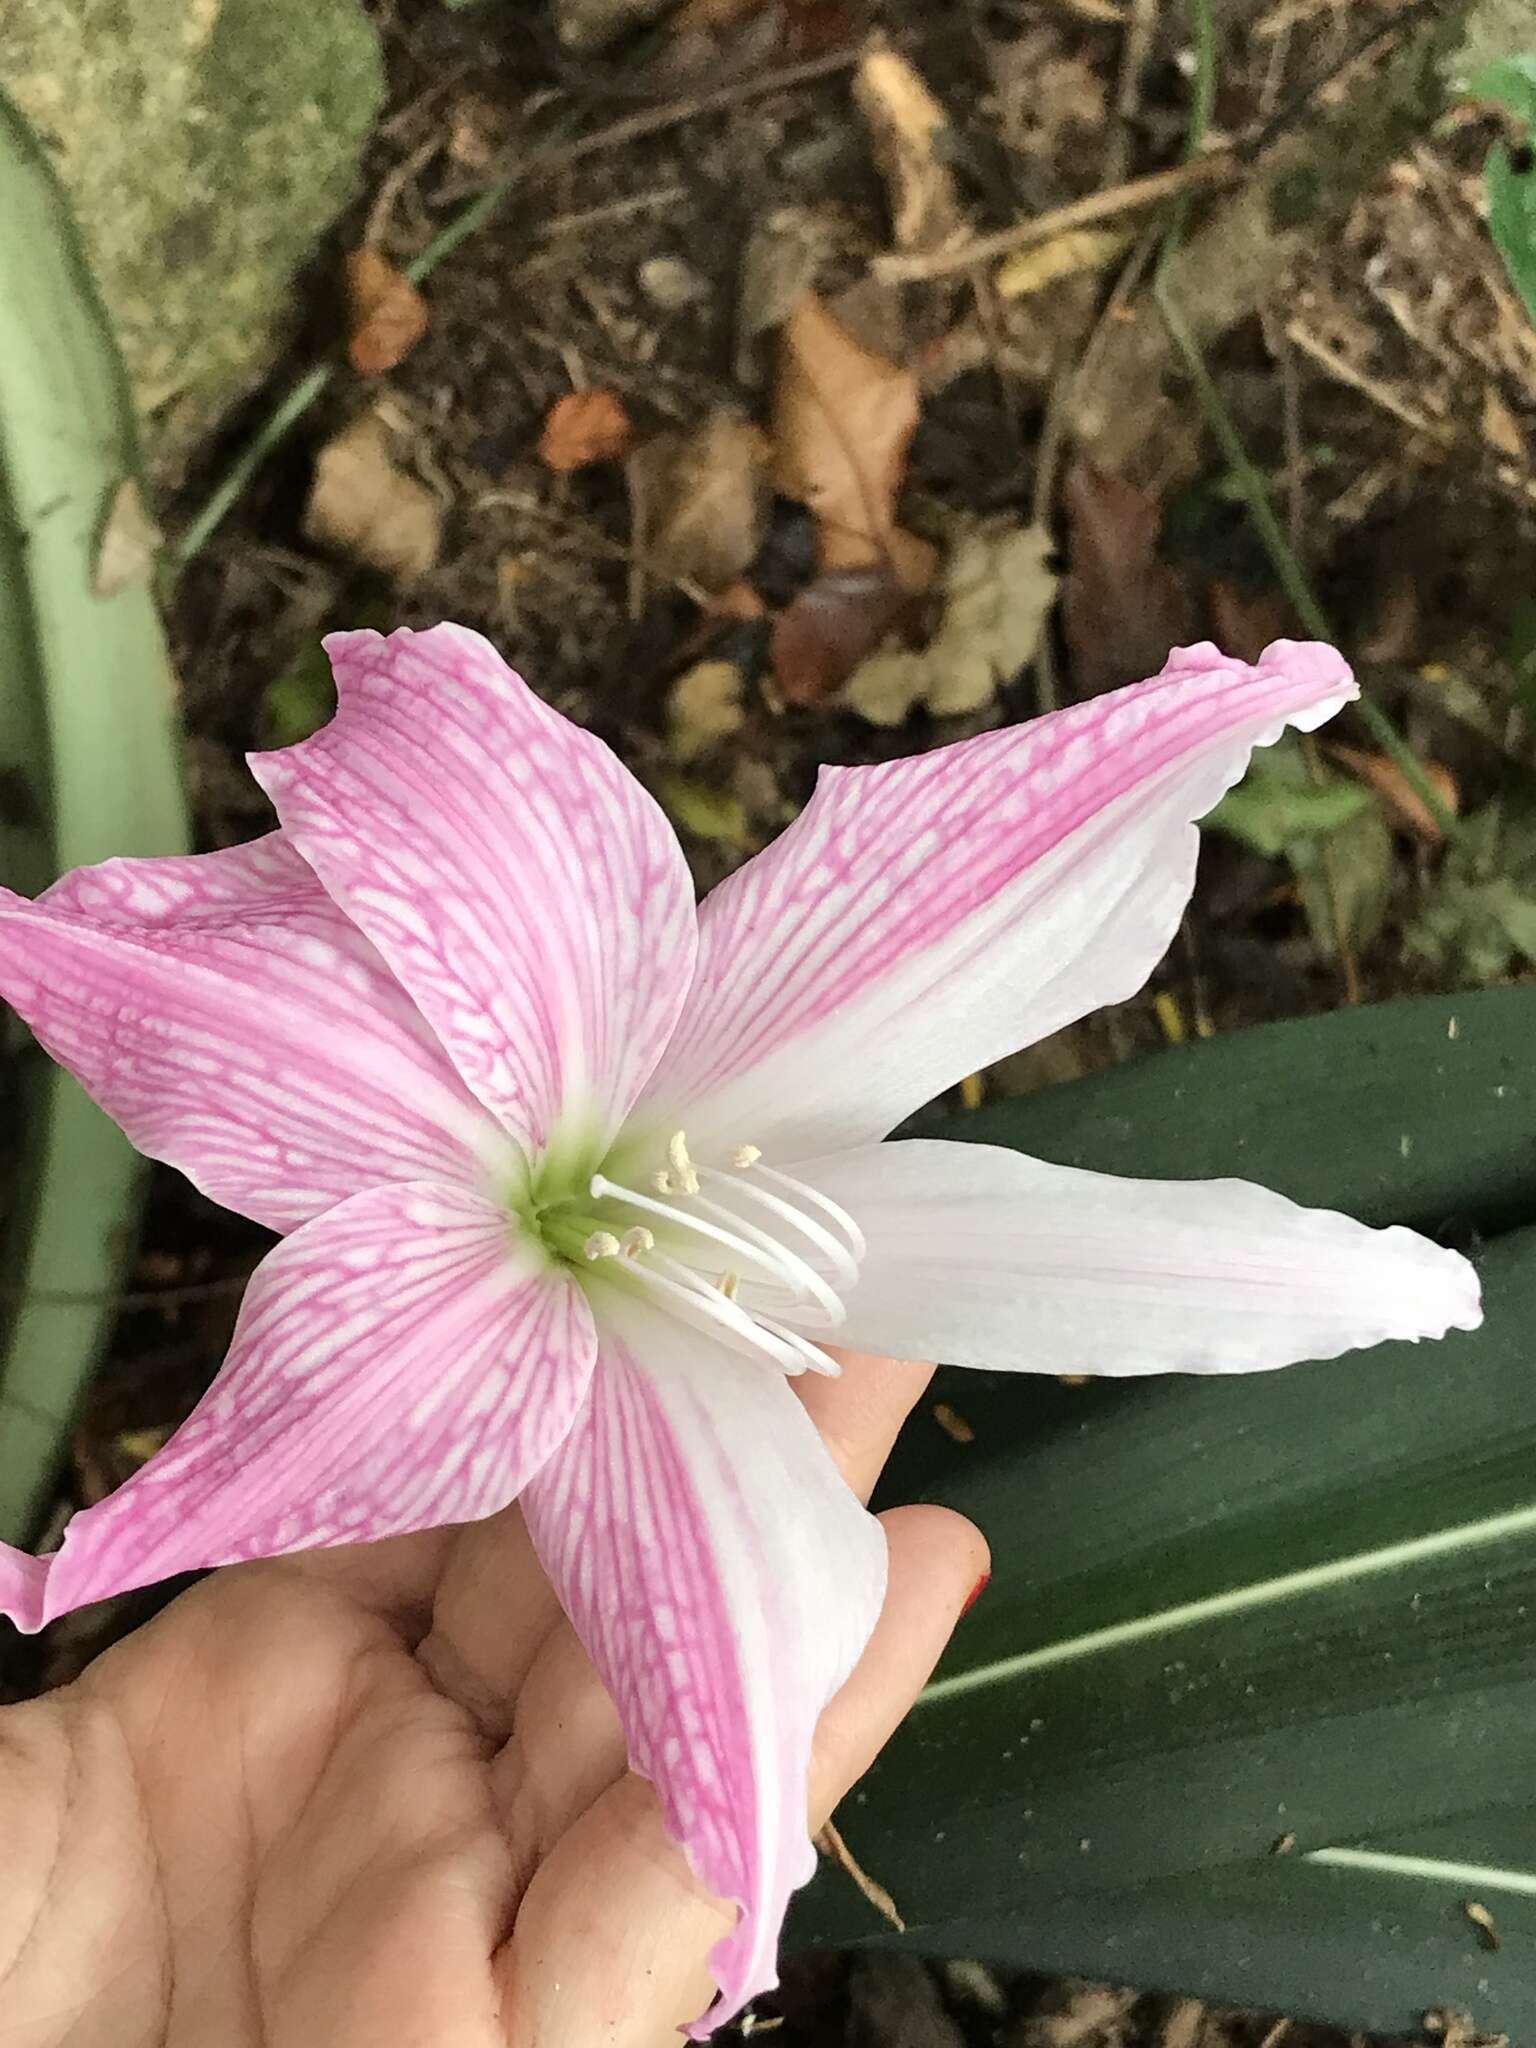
[5,1355,983,2048]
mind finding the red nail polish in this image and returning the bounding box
[961,1571,990,1616]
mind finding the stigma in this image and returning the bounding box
[585,1132,865,1378]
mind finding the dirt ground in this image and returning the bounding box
[6,2,1534,2042]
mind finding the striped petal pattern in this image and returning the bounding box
[521,1291,888,2035]
[637,641,1356,1160]
[0,833,504,1233]
[0,1183,595,1633]
[250,625,699,1159]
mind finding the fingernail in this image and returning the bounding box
[961,1571,990,1616]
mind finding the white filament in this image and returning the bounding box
[586,1136,861,1379]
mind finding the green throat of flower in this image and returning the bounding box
[516,1127,867,1379]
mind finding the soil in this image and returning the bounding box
[6,3,1535,2042]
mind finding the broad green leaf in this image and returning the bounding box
[0,92,189,1543]
[1203,738,1371,857]
[1473,56,1536,323]
[1204,737,1392,956]
[1407,798,1536,984]
[795,989,1536,2040]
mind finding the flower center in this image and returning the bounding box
[578,1132,865,1377]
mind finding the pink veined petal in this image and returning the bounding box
[249,624,699,1159]
[0,832,505,1233]
[0,1182,596,1634]
[636,640,1356,1159]
[792,1140,1482,1375]
[520,1289,888,2037]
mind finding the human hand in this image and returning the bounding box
[0,1349,985,2048]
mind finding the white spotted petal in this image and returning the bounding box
[249,624,698,1159]
[0,1182,595,1633]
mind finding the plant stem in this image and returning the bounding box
[1154,0,1457,844]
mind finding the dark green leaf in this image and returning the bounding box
[795,989,1536,2041]
[1473,56,1536,324]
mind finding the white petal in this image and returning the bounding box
[794,1140,1482,1375]
[520,1290,887,2032]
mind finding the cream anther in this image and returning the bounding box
[583,1230,621,1260]
[620,1226,655,1257]
[652,1169,674,1195]
[667,1130,701,1195]
[719,1271,740,1301]
[730,1143,762,1168]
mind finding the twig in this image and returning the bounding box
[169,44,863,574]
[1103,0,1160,188]
[1284,320,1453,448]
[1154,278,1458,839]
[815,1819,906,1931]
[873,153,1237,284]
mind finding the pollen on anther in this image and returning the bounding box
[651,1169,673,1195]
[667,1129,701,1194]
[583,1230,621,1260]
[730,1144,762,1168]
[718,1271,740,1300]
[620,1227,655,1258]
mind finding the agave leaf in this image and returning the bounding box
[795,988,1536,2041]
[0,91,189,1543]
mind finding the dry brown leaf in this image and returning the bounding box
[1326,742,1459,847]
[845,521,1057,726]
[304,413,442,583]
[627,412,770,594]
[344,247,429,377]
[93,478,162,597]
[668,658,747,764]
[771,567,923,708]
[539,389,634,474]
[1482,384,1525,461]
[852,37,961,254]
[774,290,921,576]
[1061,460,1194,696]
[995,226,1128,299]
[736,208,834,380]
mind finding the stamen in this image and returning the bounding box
[667,1130,701,1195]
[583,1230,621,1260]
[719,1271,740,1301]
[697,1166,859,1290]
[620,1226,655,1258]
[652,1169,674,1195]
[622,1254,817,1375]
[686,1186,846,1326]
[730,1143,762,1168]
[756,1163,867,1261]
[589,1172,809,1293]
[743,1306,842,1377]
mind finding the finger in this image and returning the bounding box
[411,1505,568,1739]
[808,1504,988,1821]
[495,1501,985,2047]
[795,1348,937,1502]
[266,1524,457,1631]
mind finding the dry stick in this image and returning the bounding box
[1103,0,1161,188]
[873,152,1237,284]
[169,44,864,574]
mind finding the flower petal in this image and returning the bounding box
[0,832,502,1233]
[638,641,1355,1157]
[795,1139,1482,1375]
[249,625,698,1157]
[0,1182,594,1633]
[520,1291,887,2035]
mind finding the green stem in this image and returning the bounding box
[1153,0,1458,843]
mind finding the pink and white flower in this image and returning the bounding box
[0,625,1479,2032]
